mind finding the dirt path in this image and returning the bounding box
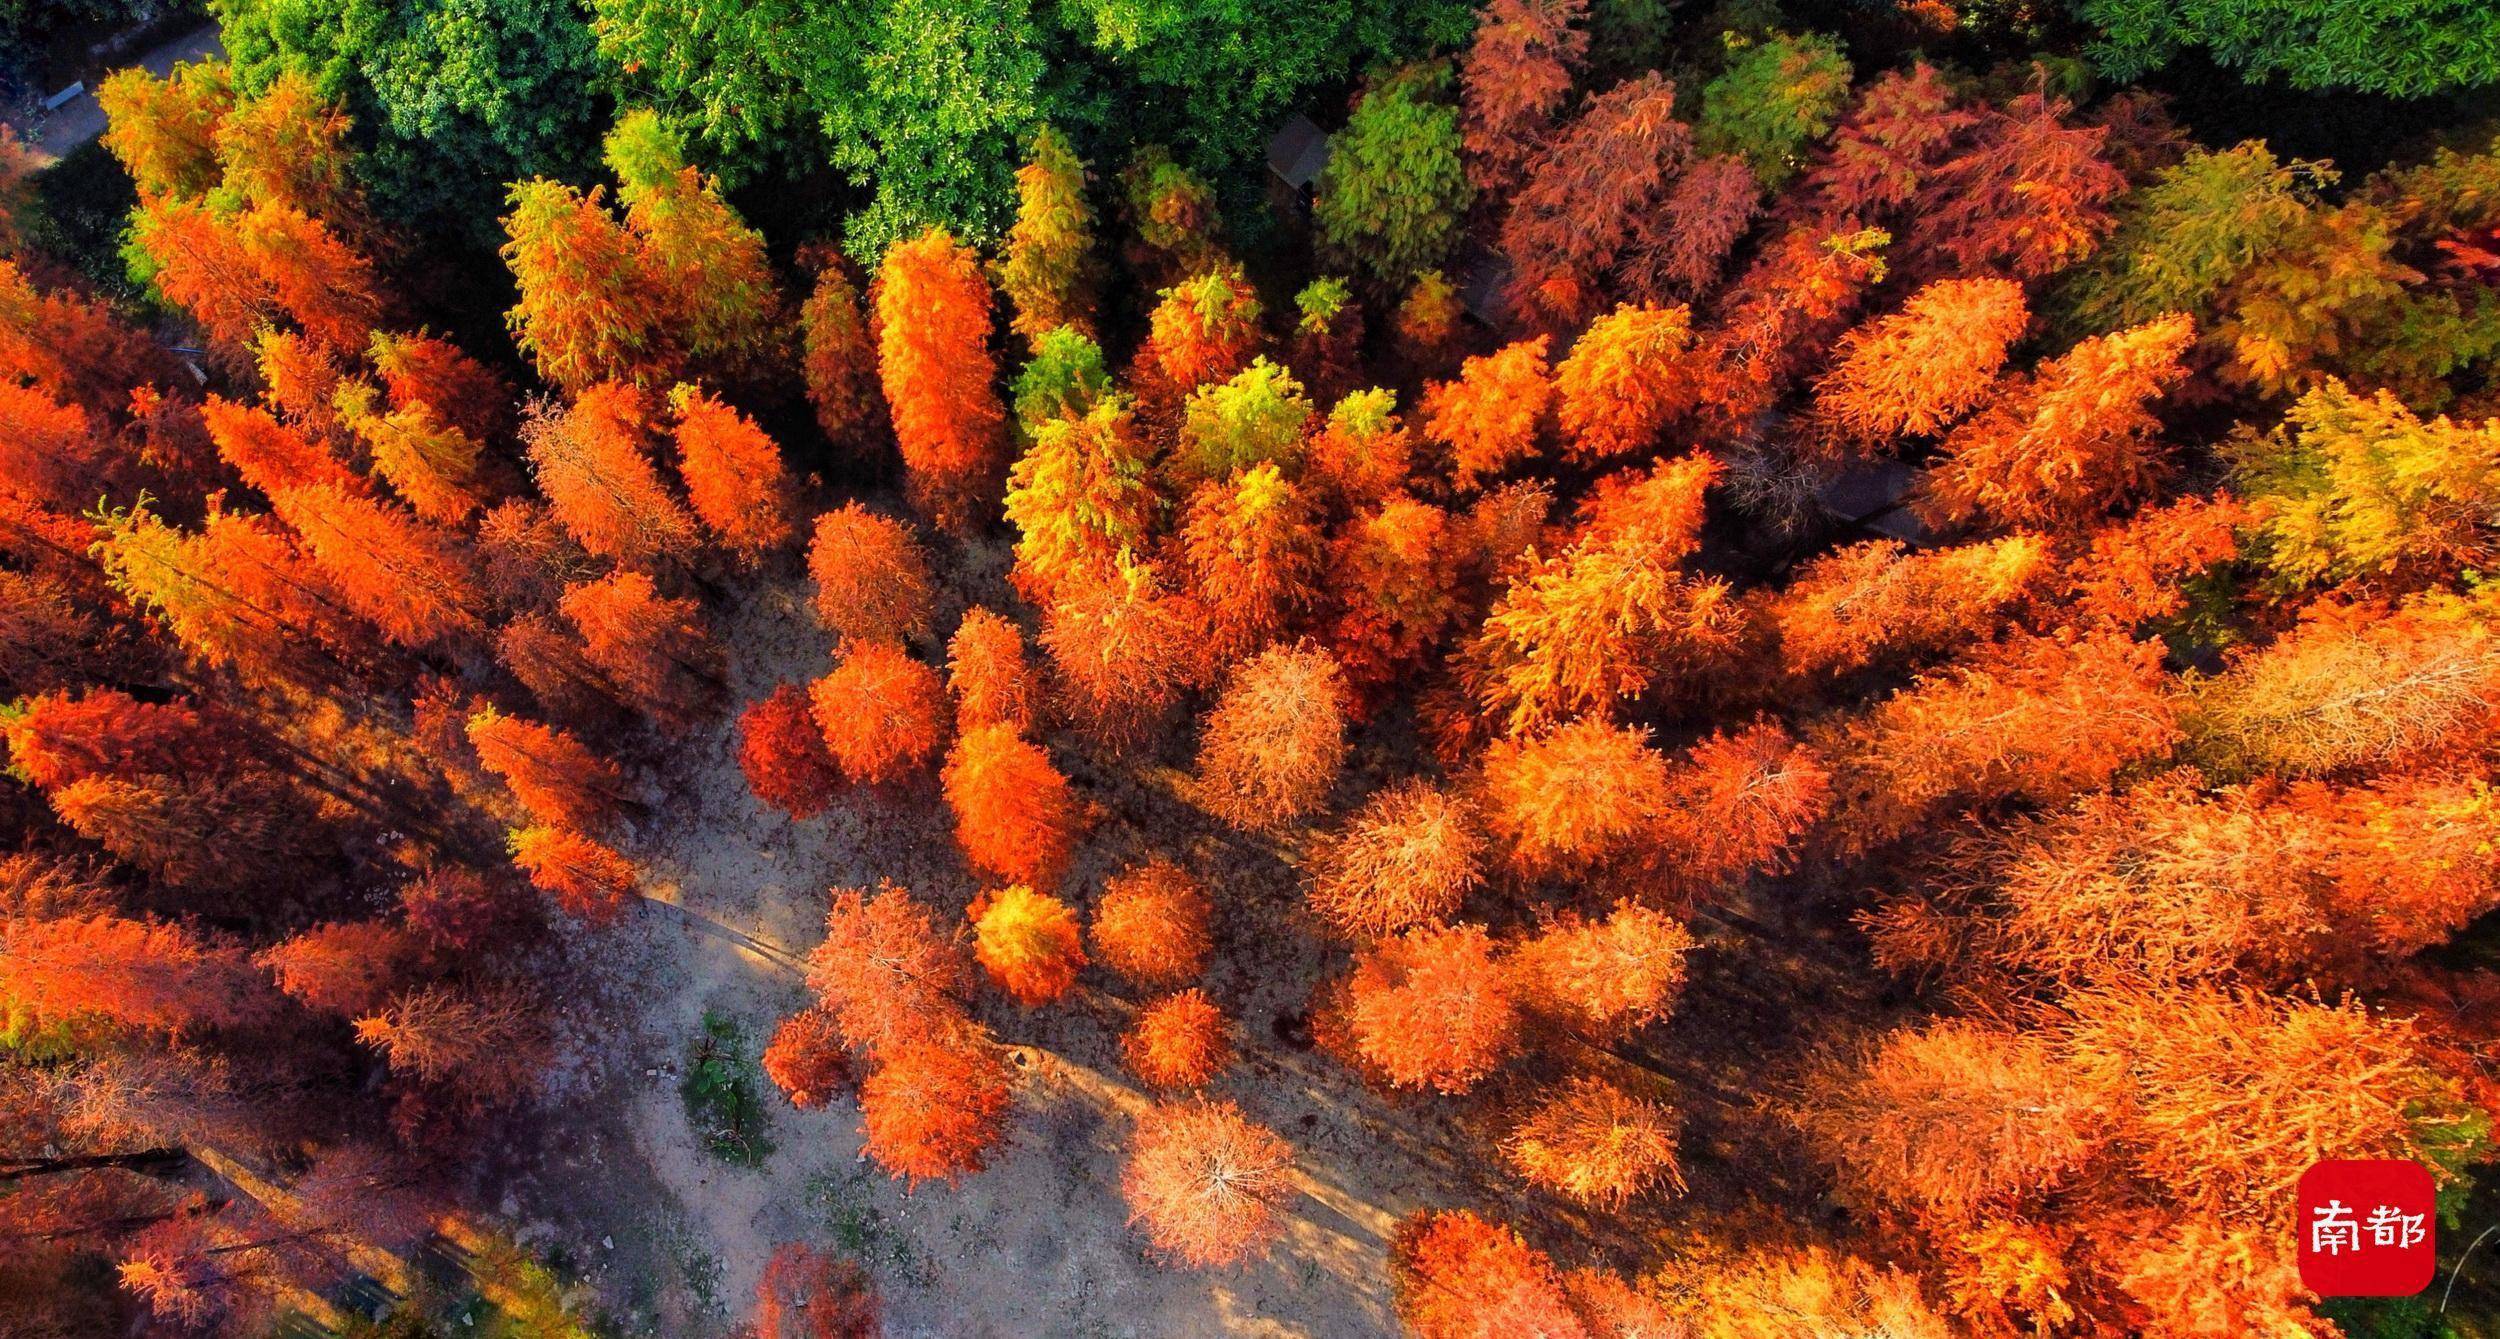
[513,567,1487,1337]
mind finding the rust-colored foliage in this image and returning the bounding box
[971,884,1086,1006]
[259,920,419,1018]
[2061,985,2472,1216]
[2059,494,2245,631]
[858,1034,1013,1186]
[233,201,390,352]
[799,253,881,444]
[466,705,625,830]
[1770,535,2052,679]
[669,385,797,560]
[1179,463,1324,661]
[738,683,844,820]
[1692,224,1889,431]
[269,483,482,648]
[1553,303,1694,462]
[3,688,217,792]
[339,391,492,526]
[524,383,702,566]
[1193,644,1350,830]
[1623,153,1761,303]
[1653,723,1832,900]
[752,1242,879,1339]
[1923,313,2196,531]
[1794,62,1973,226]
[1421,336,1553,490]
[1391,1209,1589,1339]
[805,883,967,1057]
[0,382,110,513]
[353,983,548,1105]
[1458,454,1734,735]
[761,1009,853,1110]
[1905,88,2127,281]
[47,771,294,891]
[807,502,936,646]
[1303,388,1414,511]
[501,179,666,391]
[1501,72,1690,326]
[1122,1097,1295,1268]
[1504,1075,1683,1207]
[1038,552,1202,744]
[1122,989,1234,1090]
[1479,718,1670,877]
[875,228,1010,531]
[0,913,266,1034]
[369,330,512,444]
[561,569,720,724]
[507,825,638,922]
[1460,0,1591,195]
[202,392,361,499]
[1135,267,1263,415]
[1797,1021,2103,1226]
[1822,631,2182,853]
[127,196,273,348]
[1342,923,1519,1093]
[2192,588,2500,777]
[1810,276,2029,453]
[809,640,946,785]
[1509,901,1694,1037]
[946,608,1041,734]
[1320,495,1461,703]
[1666,1245,1955,1338]
[1091,858,1213,987]
[944,724,1079,887]
[1306,779,1485,940]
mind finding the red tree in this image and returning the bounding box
[738,683,844,820]
[1341,923,1520,1093]
[858,1035,1013,1186]
[808,503,935,646]
[1091,858,1213,986]
[465,705,626,830]
[1460,0,1591,195]
[875,228,1010,531]
[943,723,1079,887]
[669,385,797,560]
[1122,1098,1295,1268]
[1391,1210,1589,1339]
[809,641,946,785]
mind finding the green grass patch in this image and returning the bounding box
[680,1012,774,1167]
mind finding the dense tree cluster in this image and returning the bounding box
[7,2,2500,1333]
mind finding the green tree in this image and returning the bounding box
[996,125,1100,344]
[1316,63,1471,286]
[1176,358,1314,483]
[2078,0,2500,96]
[1694,31,1851,190]
[2061,142,2323,338]
[211,0,604,231]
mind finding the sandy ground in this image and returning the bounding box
[500,553,1508,1338]
[477,516,1873,1336]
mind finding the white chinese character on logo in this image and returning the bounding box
[2364,1204,2427,1250]
[2312,1199,2362,1256]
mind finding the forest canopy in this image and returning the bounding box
[7,0,2500,1334]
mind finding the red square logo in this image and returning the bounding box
[2298,1160,2437,1297]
